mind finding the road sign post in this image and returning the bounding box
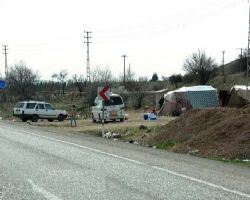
[98,85,110,137]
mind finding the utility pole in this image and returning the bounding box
[247,2,250,105]
[84,31,92,82]
[222,50,226,83]
[237,48,243,73]
[121,54,127,84]
[2,45,8,77]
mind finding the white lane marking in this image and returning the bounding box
[2,125,250,199]
[152,166,250,199]
[28,179,62,200]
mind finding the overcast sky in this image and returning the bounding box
[0,0,248,80]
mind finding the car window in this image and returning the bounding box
[104,96,123,106]
[36,104,45,110]
[26,103,36,109]
[45,104,55,110]
[15,102,24,108]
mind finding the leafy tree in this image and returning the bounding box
[151,72,159,82]
[52,70,68,95]
[169,74,182,88]
[6,61,39,100]
[183,49,217,85]
[182,73,195,84]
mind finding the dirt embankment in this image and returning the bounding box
[153,107,250,159]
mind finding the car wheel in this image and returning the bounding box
[21,118,27,122]
[31,115,39,122]
[48,119,54,122]
[58,114,65,122]
[92,114,96,122]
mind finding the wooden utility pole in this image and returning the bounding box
[237,48,243,74]
[121,54,127,84]
[222,50,226,83]
[2,45,8,77]
[246,2,250,105]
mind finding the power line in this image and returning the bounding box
[2,45,8,77]
[84,31,92,82]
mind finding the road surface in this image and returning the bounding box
[0,122,250,200]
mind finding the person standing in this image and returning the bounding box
[70,105,77,127]
[158,96,164,109]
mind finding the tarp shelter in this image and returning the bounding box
[158,85,218,116]
[227,85,250,107]
[145,88,169,109]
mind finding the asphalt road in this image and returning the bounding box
[0,122,250,200]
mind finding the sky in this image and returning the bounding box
[0,0,249,80]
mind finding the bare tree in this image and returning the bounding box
[52,70,68,94]
[138,76,149,82]
[119,67,137,91]
[6,61,39,100]
[91,66,113,84]
[183,49,217,85]
[72,74,86,96]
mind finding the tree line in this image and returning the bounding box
[2,49,247,103]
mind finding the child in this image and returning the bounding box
[70,105,77,127]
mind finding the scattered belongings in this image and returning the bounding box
[143,113,158,120]
[103,131,121,139]
[139,125,148,129]
[128,140,139,145]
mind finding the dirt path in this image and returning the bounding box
[29,110,174,135]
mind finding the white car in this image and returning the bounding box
[13,101,68,122]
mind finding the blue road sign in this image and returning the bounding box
[0,80,7,89]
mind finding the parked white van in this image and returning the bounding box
[91,93,125,122]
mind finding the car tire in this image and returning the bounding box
[58,114,65,122]
[48,119,54,122]
[120,118,124,122]
[21,118,27,122]
[31,115,39,122]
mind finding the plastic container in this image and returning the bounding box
[143,113,149,120]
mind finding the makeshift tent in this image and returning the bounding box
[227,85,250,107]
[158,85,218,116]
